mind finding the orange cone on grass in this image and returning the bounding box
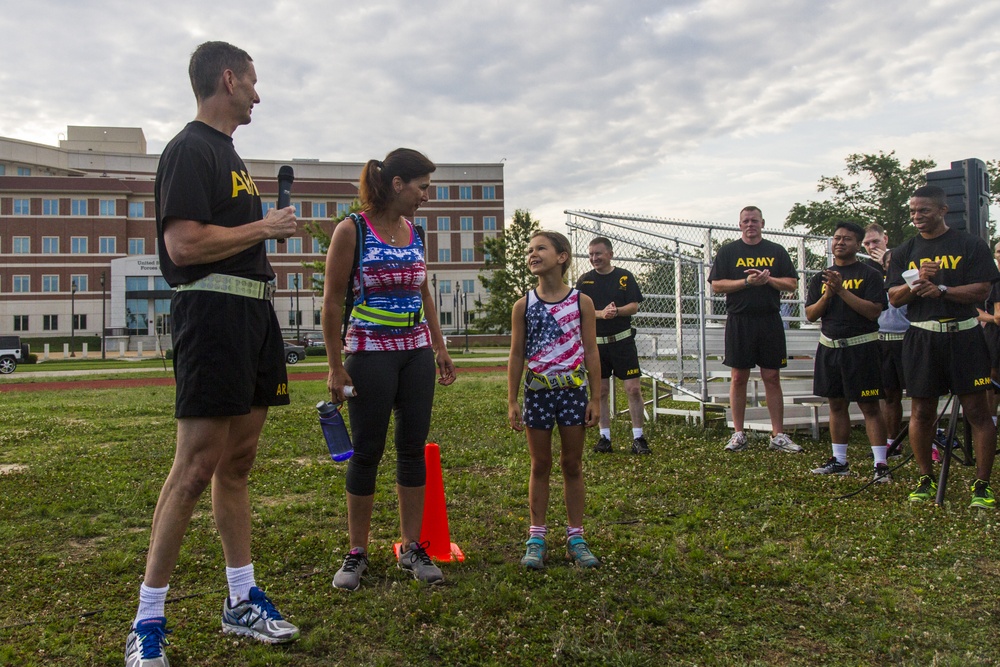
[394,443,464,562]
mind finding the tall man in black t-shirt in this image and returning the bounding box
[805,222,888,482]
[576,237,649,454]
[708,206,801,453]
[887,185,999,509]
[126,42,301,666]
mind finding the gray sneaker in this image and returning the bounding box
[565,535,601,568]
[873,463,892,484]
[333,548,368,591]
[769,433,802,453]
[725,431,748,452]
[221,587,299,644]
[811,457,849,475]
[397,541,444,584]
[125,617,170,667]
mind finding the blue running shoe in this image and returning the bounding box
[221,587,299,644]
[566,535,601,568]
[520,537,547,570]
[124,616,171,667]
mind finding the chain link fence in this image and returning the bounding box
[565,210,833,407]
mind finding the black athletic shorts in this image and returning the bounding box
[723,312,787,370]
[171,290,290,418]
[813,341,883,402]
[599,334,641,380]
[878,337,905,392]
[902,326,992,398]
[984,322,1000,372]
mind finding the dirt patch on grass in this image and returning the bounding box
[0,463,27,474]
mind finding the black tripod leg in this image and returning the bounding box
[936,398,963,506]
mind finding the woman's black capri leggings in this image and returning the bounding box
[343,347,436,496]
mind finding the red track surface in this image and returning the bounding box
[0,367,506,393]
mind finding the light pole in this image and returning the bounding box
[462,290,470,353]
[100,271,106,360]
[70,279,77,357]
[294,274,301,343]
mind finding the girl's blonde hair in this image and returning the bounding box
[530,230,572,275]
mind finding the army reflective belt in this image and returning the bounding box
[878,332,906,341]
[818,332,878,349]
[351,303,425,327]
[596,329,633,345]
[175,273,276,300]
[525,365,587,391]
[908,318,978,334]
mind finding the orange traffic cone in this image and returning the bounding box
[393,443,465,562]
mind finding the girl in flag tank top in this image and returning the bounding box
[507,230,602,569]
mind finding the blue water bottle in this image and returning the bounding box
[317,386,354,461]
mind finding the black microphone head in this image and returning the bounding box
[278,165,294,184]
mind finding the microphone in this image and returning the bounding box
[276,165,294,244]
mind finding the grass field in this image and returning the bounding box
[1,371,998,666]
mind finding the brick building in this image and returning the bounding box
[0,126,504,348]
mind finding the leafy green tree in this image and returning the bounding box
[475,208,541,333]
[785,151,936,243]
[302,199,362,295]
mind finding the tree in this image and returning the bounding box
[475,208,541,333]
[785,151,936,243]
[302,199,362,296]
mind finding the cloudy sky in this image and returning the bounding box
[3,0,999,230]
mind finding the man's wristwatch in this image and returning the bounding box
[938,284,949,296]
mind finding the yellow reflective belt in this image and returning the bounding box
[525,365,587,391]
[352,303,425,327]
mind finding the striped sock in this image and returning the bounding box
[529,525,547,539]
[566,526,584,539]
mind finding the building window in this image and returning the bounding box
[440,281,452,295]
[287,273,303,290]
[311,237,323,253]
[483,251,491,262]
[313,202,327,218]
[13,315,27,331]
[13,276,29,292]
[128,202,146,218]
[461,248,475,262]
[71,275,88,292]
[286,237,303,253]
[288,310,302,326]
[42,275,59,292]
[414,216,427,230]
[71,199,87,216]
[17,167,31,176]
[126,277,148,291]
[42,237,59,254]
[436,186,450,200]
[261,201,276,216]
[460,216,474,231]
[73,314,87,330]
[99,237,116,254]
[459,186,472,200]
[483,216,497,230]
[99,199,116,216]
[463,279,476,293]
[440,311,453,326]
[437,217,451,231]
[313,310,322,326]
[438,248,451,262]
[13,198,29,215]
[128,238,145,255]
[0,165,5,175]
[43,315,58,331]
[311,272,323,288]
[482,186,495,199]
[43,198,59,215]
[265,239,277,253]
[13,237,30,253]
[71,237,88,254]
[154,277,170,291]
[126,300,148,334]
[337,202,351,217]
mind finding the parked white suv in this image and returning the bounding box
[0,336,23,374]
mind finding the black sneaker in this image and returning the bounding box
[811,457,849,475]
[630,436,651,455]
[593,436,612,453]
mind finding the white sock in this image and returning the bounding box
[872,445,888,466]
[600,428,611,440]
[226,563,256,607]
[832,443,849,464]
[632,428,644,439]
[135,583,169,625]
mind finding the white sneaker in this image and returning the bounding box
[725,431,749,452]
[768,433,802,453]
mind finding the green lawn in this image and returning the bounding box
[0,373,997,666]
